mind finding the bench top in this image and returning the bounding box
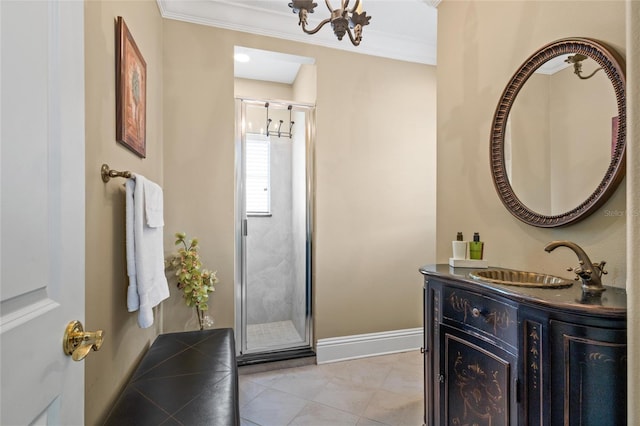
[104,328,239,425]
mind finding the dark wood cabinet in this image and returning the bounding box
[548,320,627,426]
[439,325,517,425]
[421,265,627,426]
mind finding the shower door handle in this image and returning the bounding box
[243,219,248,236]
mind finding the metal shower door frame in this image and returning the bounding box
[234,97,316,357]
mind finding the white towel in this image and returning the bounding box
[125,174,170,328]
[143,178,164,228]
[125,179,139,312]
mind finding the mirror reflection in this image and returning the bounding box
[490,38,625,228]
[506,53,618,216]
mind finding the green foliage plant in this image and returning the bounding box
[166,232,218,330]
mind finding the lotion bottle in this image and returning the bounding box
[452,232,467,260]
[469,232,484,260]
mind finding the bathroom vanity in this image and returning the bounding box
[420,265,627,426]
[424,35,629,426]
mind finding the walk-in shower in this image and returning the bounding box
[235,98,315,361]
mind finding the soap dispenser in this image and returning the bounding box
[469,232,484,260]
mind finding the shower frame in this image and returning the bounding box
[234,97,316,359]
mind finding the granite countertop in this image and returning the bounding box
[420,264,626,317]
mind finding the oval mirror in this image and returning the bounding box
[490,38,626,227]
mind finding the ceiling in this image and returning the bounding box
[537,54,572,75]
[157,0,439,83]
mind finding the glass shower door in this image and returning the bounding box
[235,99,314,357]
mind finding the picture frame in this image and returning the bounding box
[116,16,146,158]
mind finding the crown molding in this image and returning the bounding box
[157,0,437,65]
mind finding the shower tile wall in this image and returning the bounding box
[247,136,295,325]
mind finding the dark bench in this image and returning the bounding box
[104,328,239,425]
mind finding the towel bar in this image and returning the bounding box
[101,164,132,182]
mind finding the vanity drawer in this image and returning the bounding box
[441,286,518,350]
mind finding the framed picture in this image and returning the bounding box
[116,16,146,158]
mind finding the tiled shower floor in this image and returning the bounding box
[247,320,304,349]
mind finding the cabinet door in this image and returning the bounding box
[549,320,626,426]
[423,283,429,426]
[425,282,442,426]
[440,325,518,426]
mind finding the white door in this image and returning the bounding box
[1,0,86,424]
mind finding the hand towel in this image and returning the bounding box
[125,174,170,328]
[143,178,164,228]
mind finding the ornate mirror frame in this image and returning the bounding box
[490,38,626,227]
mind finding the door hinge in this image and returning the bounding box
[243,219,248,236]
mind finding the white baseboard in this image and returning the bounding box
[315,328,424,364]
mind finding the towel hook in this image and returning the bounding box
[265,102,272,137]
[262,103,294,139]
[288,105,294,139]
[101,164,132,182]
[277,120,284,137]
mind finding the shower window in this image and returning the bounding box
[245,134,271,215]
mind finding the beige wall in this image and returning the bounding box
[161,22,237,333]
[293,64,318,104]
[84,1,163,424]
[437,0,627,288]
[162,20,438,339]
[235,77,293,101]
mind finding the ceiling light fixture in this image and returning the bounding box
[564,54,603,80]
[288,0,372,46]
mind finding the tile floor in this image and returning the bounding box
[239,350,424,426]
[247,320,304,349]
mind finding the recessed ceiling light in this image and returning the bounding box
[234,53,250,63]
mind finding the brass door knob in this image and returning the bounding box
[63,320,104,361]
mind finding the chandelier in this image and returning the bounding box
[288,0,372,46]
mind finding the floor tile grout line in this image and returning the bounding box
[242,377,365,424]
[239,380,269,409]
[284,398,315,426]
[358,384,383,421]
[239,351,424,426]
[289,398,379,425]
[276,372,369,413]
[271,371,379,420]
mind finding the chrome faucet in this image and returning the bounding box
[544,240,607,296]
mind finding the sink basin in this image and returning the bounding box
[469,269,574,289]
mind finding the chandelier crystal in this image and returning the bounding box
[288,0,372,46]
